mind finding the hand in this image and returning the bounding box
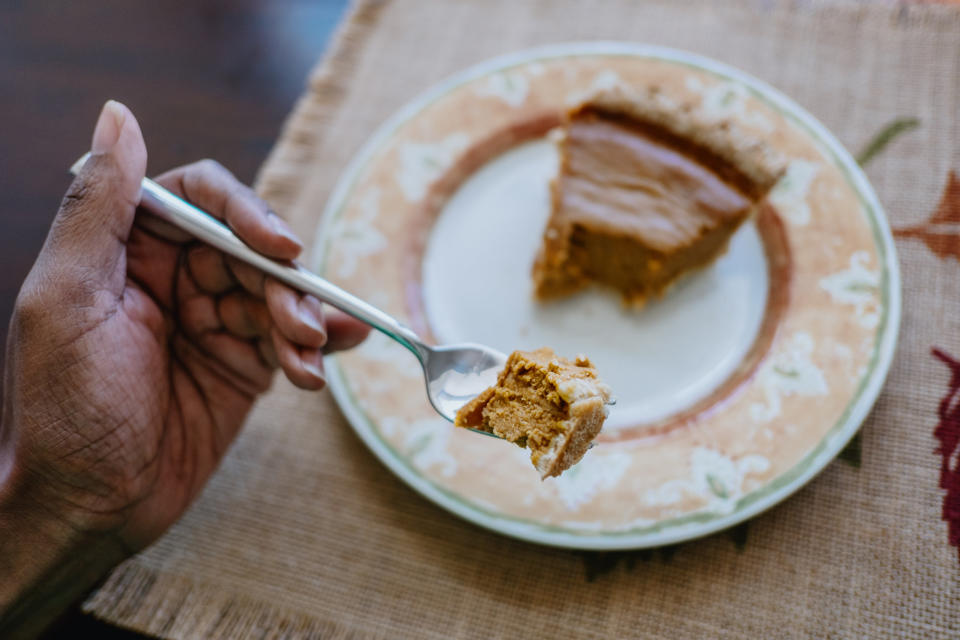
[0,101,369,636]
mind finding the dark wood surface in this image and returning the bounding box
[0,0,345,373]
[0,0,347,636]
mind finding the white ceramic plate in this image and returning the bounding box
[313,43,900,549]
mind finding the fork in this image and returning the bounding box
[70,153,507,427]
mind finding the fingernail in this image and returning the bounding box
[91,100,126,154]
[299,299,327,339]
[269,214,303,249]
[303,360,325,381]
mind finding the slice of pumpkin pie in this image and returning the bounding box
[454,347,611,479]
[532,89,784,305]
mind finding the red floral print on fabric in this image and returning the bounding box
[932,348,960,561]
[895,170,960,261]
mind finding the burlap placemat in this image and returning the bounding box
[84,1,960,637]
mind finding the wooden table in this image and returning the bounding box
[0,0,346,636]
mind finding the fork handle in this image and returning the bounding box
[70,153,426,358]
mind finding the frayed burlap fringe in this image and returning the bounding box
[254,0,388,216]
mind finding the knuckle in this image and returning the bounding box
[240,188,270,219]
[61,176,93,207]
[13,267,103,339]
[223,185,263,228]
[182,159,215,189]
[13,286,48,332]
[194,158,231,182]
[11,283,73,346]
[59,155,120,216]
[196,157,222,172]
[58,178,100,224]
[182,158,243,209]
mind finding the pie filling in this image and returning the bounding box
[533,93,784,305]
[454,348,611,479]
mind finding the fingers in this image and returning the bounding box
[172,331,273,398]
[225,257,266,297]
[194,331,274,393]
[154,159,302,260]
[266,305,370,387]
[323,310,372,353]
[218,291,270,339]
[271,327,326,390]
[44,100,147,297]
[185,246,327,350]
[175,266,266,388]
[187,245,234,294]
[262,280,329,390]
[264,280,327,348]
[258,335,279,369]
[152,156,365,394]
[178,259,329,390]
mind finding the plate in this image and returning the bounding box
[313,43,900,549]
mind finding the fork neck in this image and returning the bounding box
[385,323,431,363]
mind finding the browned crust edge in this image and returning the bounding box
[574,88,786,199]
[539,397,607,479]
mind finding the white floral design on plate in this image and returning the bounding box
[644,448,770,515]
[542,449,633,511]
[397,133,470,202]
[751,332,829,422]
[330,187,386,278]
[565,70,625,106]
[819,251,881,329]
[685,77,773,132]
[402,417,457,477]
[356,331,422,380]
[769,160,819,226]
[474,70,529,107]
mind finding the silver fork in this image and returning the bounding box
[70,153,506,427]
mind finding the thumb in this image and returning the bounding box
[44,100,147,295]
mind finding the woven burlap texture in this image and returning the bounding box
[84,1,960,638]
